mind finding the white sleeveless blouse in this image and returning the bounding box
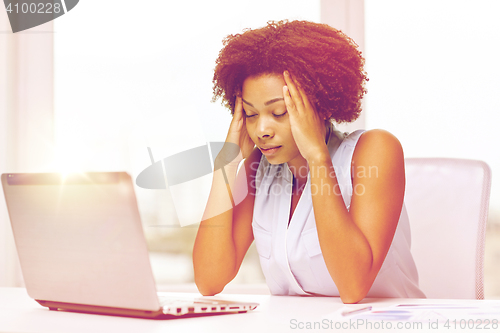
[251,127,426,298]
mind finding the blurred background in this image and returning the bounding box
[1,0,500,296]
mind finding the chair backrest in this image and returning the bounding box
[404,158,491,299]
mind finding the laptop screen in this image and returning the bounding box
[2,172,161,311]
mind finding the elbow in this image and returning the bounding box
[340,292,367,304]
[339,252,374,304]
[192,252,237,296]
[195,282,224,296]
[194,274,226,296]
[338,282,371,304]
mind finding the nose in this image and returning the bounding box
[254,116,275,140]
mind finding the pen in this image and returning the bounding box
[341,306,372,316]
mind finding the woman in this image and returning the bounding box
[193,20,425,303]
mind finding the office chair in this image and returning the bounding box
[404,158,491,299]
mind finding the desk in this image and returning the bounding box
[1,286,499,333]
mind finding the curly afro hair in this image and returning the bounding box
[212,20,368,123]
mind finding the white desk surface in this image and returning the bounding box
[1,286,499,333]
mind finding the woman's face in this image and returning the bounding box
[241,73,305,167]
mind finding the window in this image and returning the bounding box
[53,0,321,286]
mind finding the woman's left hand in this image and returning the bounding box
[283,71,329,162]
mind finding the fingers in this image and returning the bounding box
[283,85,295,115]
[230,96,244,130]
[233,96,243,119]
[283,71,319,117]
[283,71,304,111]
[283,71,317,115]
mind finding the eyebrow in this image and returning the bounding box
[242,97,284,108]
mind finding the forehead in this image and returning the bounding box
[242,74,285,103]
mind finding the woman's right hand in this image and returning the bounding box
[217,97,255,167]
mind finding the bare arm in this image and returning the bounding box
[193,96,261,295]
[309,129,404,303]
[283,72,404,303]
[192,148,261,295]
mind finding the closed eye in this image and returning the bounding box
[244,113,257,118]
[274,111,287,118]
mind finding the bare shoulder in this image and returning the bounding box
[353,129,404,167]
[356,129,403,153]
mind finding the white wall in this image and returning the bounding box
[52,1,321,231]
[364,0,500,222]
[53,1,321,174]
[52,1,321,283]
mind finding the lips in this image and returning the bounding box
[260,145,281,150]
[259,145,282,156]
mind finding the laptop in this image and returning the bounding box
[1,172,258,319]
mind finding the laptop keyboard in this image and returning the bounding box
[158,296,196,307]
